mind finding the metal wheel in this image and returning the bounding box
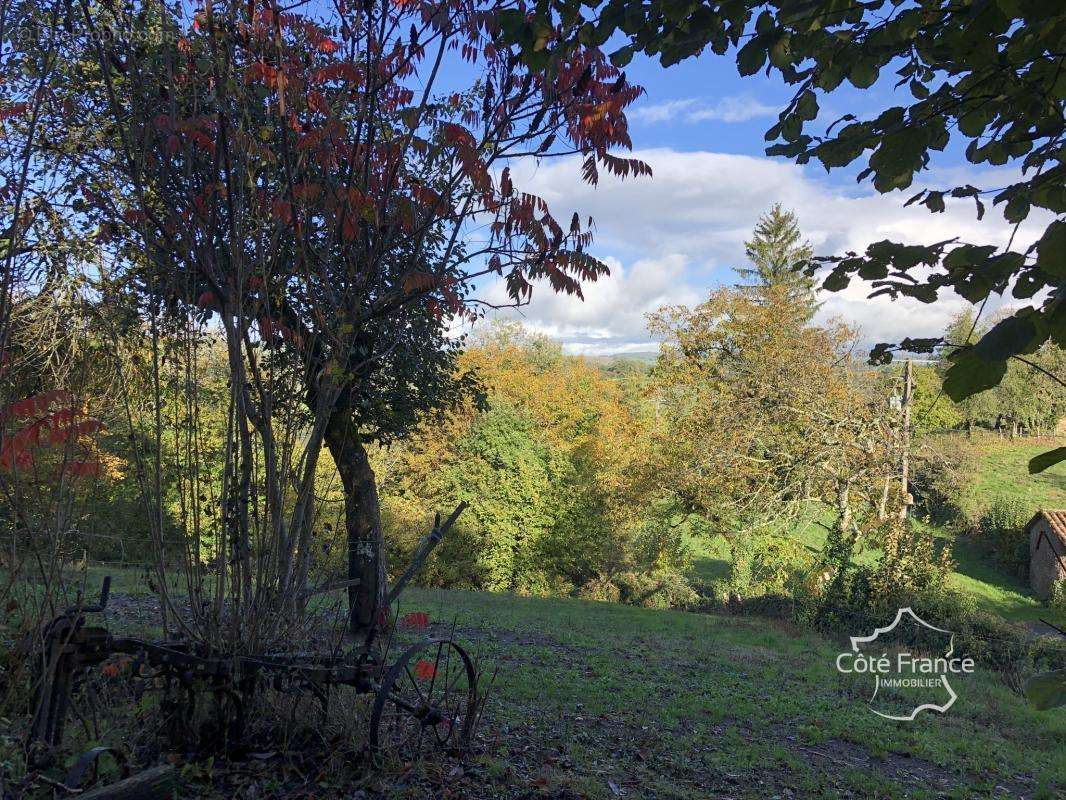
[369,638,476,757]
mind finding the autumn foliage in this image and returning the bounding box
[10,0,651,640]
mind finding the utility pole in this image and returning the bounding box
[899,359,913,521]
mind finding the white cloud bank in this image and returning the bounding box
[477,254,701,355]
[472,149,1048,354]
[630,95,778,124]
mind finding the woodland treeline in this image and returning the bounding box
[3,0,1065,648]
[8,209,1063,620]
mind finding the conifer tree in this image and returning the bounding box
[735,205,818,319]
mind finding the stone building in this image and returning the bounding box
[1026,510,1066,601]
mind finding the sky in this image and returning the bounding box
[468,49,1046,356]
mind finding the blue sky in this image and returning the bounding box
[475,48,1044,355]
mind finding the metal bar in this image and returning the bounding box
[385,502,467,607]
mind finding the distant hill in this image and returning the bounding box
[582,351,658,366]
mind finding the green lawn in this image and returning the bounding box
[25,572,1065,799]
[13,438,1066,797]
[401,587,1063,798]
[963,436,1066,521]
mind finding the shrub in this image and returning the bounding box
[612,570,700,610]
[802,569,1066,676]
[978,494,1030,534]
[576,575,621,604]
[977,495,1031,579]
[1049,581,1066,612]
[726,532,815,600]
[910,437,980,523]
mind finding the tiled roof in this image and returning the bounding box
[1026,509,1066,540]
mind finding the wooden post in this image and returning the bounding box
[899,359,912,521]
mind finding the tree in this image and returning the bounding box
[23,0,649,641]
[937,310,994,433]
[937,308,1065,435]
[503,0,1066,471]
[377,322,667,597]
[735,204,817,319]
[906,365,962,436]
[647,285,895,594]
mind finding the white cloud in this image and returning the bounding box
[629,98,699,123]
[475,150,1047,352]
[472,254,699,355]
[630,95,777,124]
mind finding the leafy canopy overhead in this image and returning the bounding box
[19,0,653,442]
[0,0,656,631]
[506,0,1066,469]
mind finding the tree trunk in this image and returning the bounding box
[324,410,386,637]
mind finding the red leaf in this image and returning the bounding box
[413,659,436,680]
[66,461,101,477]
[0,103,29,123]
[270,199,293,223]
[45,408,75,429]
[71,420,104,437]
[399,611,430,629]
[48,426,71,445]
[310,63,359,85]
[189,130,215,155]
[307,91,328,114]
[245,61,277,86]
[4,391,69,420]
[292,182,322,202]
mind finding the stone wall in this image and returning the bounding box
[1029,519,1066,600]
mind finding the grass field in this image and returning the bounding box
[399,587,1066,799]
[48,574,1064,799]
[17,437,1066,798]
[961,436,1066,522]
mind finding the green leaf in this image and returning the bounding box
[972,314,1040,361]
[822,269,850,292]
[496,9,526,37]
[1024,669,1066,709]
[610,44,635,67]
[768,33,792,69]
[1013,270,1045,299]
[1036,220,1066,280]
[898,337,941,353]
[868,343,895,365]
[924,192,946,213]
[958,108,991,137]
[795,90,818,122]
[943,350,1007,401]
[848,60,879,89]
[737,39,767,76]
[908,79,929,99]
